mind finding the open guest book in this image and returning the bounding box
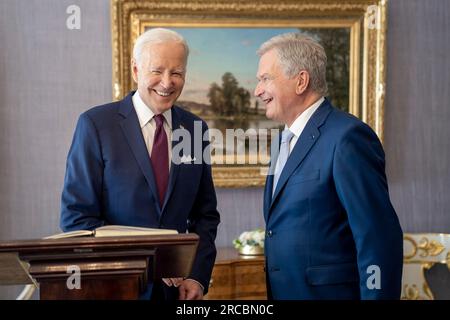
[45,225,178,239]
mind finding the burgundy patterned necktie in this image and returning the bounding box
[150,114,169,207]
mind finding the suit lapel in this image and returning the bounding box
[118,93,161,215]
[160,107,183,212]
[263,173,273,223]
[263,132,281,222]
[269,100,333,211]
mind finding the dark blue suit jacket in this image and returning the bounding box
[60,92,220,291]
[264,99,403,300]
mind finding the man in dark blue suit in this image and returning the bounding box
[255,33,403,299]
[60,28,220,300]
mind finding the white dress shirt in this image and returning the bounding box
[132,91,172,171]
[273,97,325,174]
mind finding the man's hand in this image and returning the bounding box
[178,279,204,300]
[162,278,183,287]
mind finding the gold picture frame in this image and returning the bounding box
[111,0,387,188]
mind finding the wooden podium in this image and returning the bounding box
[0,234,199,299]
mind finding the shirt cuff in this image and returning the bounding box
[186,278,204,292]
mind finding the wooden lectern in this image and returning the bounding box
[0,234,199,299]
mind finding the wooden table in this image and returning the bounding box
[205,247,267,300]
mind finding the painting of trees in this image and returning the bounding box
[207,72,253,118]
[303,28,350,112]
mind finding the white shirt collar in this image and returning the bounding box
[132,91,172,129]
[287,97,325,137]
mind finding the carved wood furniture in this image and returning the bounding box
[0,234,199,299]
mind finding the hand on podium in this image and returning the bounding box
[178,279,204,300]
[162,277,204,300]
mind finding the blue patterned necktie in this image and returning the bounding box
[273,129,294,195]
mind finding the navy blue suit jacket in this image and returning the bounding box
[264,99,403,299]
[60,92,220,291]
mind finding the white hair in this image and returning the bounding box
[132,28,189,65]
[257,32,328,96]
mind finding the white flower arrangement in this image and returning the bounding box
[233,229,265,255]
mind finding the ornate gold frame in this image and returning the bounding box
[402,233,450,300]
[111,0,387,188]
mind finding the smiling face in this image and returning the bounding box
[254,49,301,125]
[132,41,187,114]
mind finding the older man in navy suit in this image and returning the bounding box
[255,33,403,299]
[60,28,220,300]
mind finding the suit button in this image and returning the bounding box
[266,230,273,237]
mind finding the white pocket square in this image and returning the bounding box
[180,155,196,163]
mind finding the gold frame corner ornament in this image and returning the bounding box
[110,0,388,188]
[401,233,450,300]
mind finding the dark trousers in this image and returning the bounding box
[140,281,179,301]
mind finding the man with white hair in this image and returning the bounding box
[60,28,220,300]
[255,32,403,299]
